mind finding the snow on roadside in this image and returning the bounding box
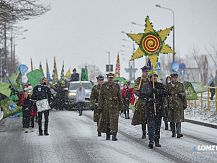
[185,100,217,125]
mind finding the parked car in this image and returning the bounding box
[66,81,93,110]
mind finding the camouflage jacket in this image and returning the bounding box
[98,81,123,111]
[90,84,101,107]
[134,76,149,98]
[166,81,187,122]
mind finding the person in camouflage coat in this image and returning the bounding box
[167,72,187,138]
[98,73,123,141]
[90,75,104,137]
[131,66,149,139]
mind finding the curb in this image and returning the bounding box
[185,119,217,129]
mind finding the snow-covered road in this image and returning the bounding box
[0,110,216,163]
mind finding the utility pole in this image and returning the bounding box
[11,28,13,74]
[125,42,137,81]
[4,22,7,81]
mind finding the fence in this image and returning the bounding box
[187,86,217,111]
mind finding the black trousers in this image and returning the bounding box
[23,110,30,128]
[30,116,35,128]
[38,110,49,133]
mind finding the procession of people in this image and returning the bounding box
[15,64,188,150]
[89,66,187,149]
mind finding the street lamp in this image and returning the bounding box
[121,31,137,81]
[155,4,175,62]
[131,21,144,27]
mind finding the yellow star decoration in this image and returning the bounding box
[127,16,174,68]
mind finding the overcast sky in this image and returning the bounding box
[16,0,217,78]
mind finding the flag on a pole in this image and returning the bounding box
[46,60,51,81]
[27,69,44,88]
[39,62,44,77]
[147,57,152,70]
[115,53,120,77]
[15,65,23,91]
[30,58,34,71]
[64,68,71,80]
[52,57,58,84]
[81,66,88,81]
[60,61,64,82]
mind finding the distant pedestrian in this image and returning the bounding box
[210,80,215,100]
[121,81,135,119]
[76,82,86,116]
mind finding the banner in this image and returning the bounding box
[0,99,21,118]
[27,69,44,87]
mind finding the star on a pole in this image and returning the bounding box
[127,16,174,68]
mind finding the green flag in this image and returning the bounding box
[81,66,88,81]
[27,69,44,87]
[0,82,11,97]
[183,81,197,100]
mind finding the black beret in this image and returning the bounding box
[96,75,104,80]
[141,66,149,71]
[106,73,115,78]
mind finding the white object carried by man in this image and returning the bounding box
[36,99,51,112]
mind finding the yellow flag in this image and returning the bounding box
[64,68,71,79]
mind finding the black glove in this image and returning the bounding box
[90,106,94,111]
[153,99,157,103]
[135,91,140,97]
[98,109,103,113]
[153,88,157,94]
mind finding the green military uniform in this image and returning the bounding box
[167,79,187,138]
[167,81,187,123]
[131,76,148,125]
[90,84,101,122]
[98,81,123,135]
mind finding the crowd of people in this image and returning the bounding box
[17,65,187,149]
[90,65,187,149]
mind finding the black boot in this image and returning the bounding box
[106,133,110,140]
[44,130,49,136]
[155,138,161,147]
[177,134,183,138]
[165,121,168,130]
[112,133,118,141]
[39,130,43,136]
[148,144,153,149]
[127,112,130,119]
[98,132,102,137]
[172,132,176,137]
[142,131,146,139]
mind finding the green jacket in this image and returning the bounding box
[167,81,187,122]
[98,81,123,134]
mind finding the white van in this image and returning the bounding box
[66,81,93,109]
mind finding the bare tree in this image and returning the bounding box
[0,0,50,78]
